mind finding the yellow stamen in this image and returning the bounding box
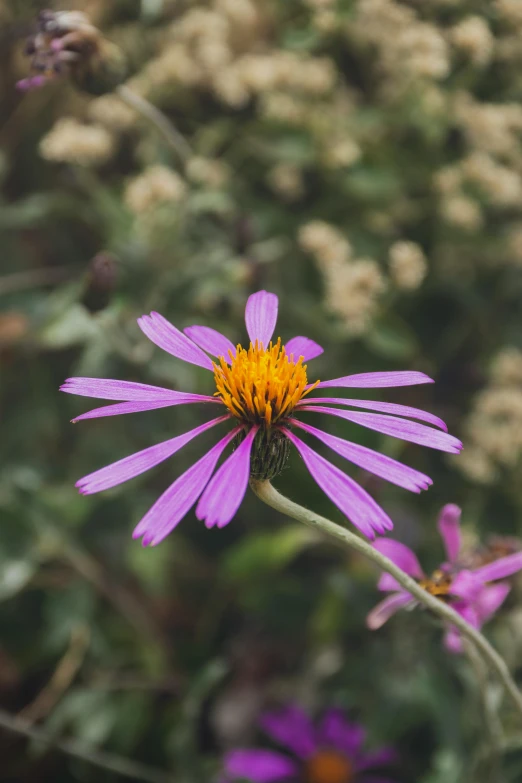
[305,751,353,783]
[419,569,453,600]
[213,338,319,427]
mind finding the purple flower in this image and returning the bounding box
[17,10,101,92]
[367,504,522,652]
[223,705,397,783]
[61,290,461,545]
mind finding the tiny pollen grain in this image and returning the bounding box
[213,337,319,427]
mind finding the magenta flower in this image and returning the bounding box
[17,10,101,92]
[367,504,522,652]
[223,705,397,783]
[61,291,461,545]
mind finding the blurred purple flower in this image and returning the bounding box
[223,705,397,783]
[61,291,461,545]
[367,504,522,652]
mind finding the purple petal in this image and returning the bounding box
[372,539,424,579]
[444,602,479,654]
[260,706,316,759]
[71,397,219,423]
[284,336,324,362]
[284,431,393,538]
[61,377,206,401]
[133,429,239,545]
[473,552,522,583]
[76,416,230,494]
[366,593,414,630]
[444,628,464,655]
[449,570,483,602]
[17,75,49,91]
[476,583,511,623]
[183,325,236,359]
[319,709,365,755]
[437,504,462,564]
[298,406,463,454]
[245,291,278,347]
[356,747,398,771]
[297,397,447,432]
[224,749,298,782]
[138,312,214,370]
[196,426,258,529]
[377,573,403,592]
[289,419,432,494]
[314,371,434,389]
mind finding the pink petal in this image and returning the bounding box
[71,397,220,423]
[366,592,413,630]
[76,416,230,494]
[444,627,464,654]
[61,377,199,401]
[183,325,235,359]
[377,573,403,592]
[133,428,240,545]
[297,397,447,432]
[372,539,424,578]
[260,706,316,759]
[449,570,483,601]
[284,336,324,362]
[437,504,462,564]
[138,311,214,370]
[319,709,365,755]
[444,602,479,654]
[284,431,393,538]
[224,749,298,782]
[289,419,432,493]
[473,551,522,583]
[299,406,463,454]
[314,371,434,389]
[476,583,511,623]
[196,426,258,529]
[245,291,278,347]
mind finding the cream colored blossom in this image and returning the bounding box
[450,17,494,66]
[267,163,305,201]
[325,259,387,335]
[39,118,115,166]
[298,221,352,270]
[124,165,187,214]
[491,348,522,386]
[463,152,522,206]
[88,94,139,132]
[322,137,361,168]
[440,195,483,231]
[496,0,522,25]
[389,241,428,290]
[186,157,230,188]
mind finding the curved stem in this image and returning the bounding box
[0,708,174,783]
[250,479,522,721]
[116,85,191,165]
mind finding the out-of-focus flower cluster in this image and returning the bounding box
[458,348,522,484]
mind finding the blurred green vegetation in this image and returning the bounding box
[2,0,522,781]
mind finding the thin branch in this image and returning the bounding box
[116,85,191,165]
[0,708,175,783]
[250,479,522,721]
[19,626,90,723]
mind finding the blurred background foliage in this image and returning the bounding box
[2,0,522,780]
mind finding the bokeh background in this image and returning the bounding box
[2,0,522,781]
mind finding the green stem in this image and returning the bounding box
[250,479,522,721]
[0,708,174,783]
[116,85,192,165]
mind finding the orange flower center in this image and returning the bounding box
[305,750,354,783]
[213,338,318,427]
[419,569,453,600]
